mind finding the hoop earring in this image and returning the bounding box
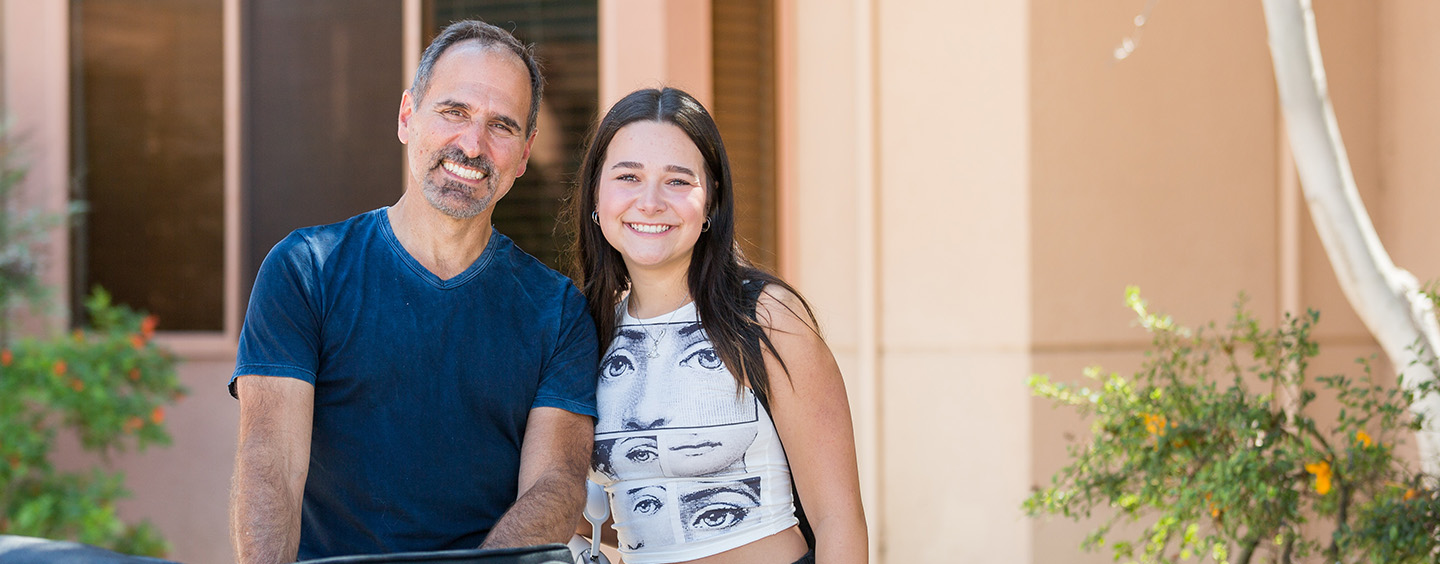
[701,218,711,232]
[591,211,599,225]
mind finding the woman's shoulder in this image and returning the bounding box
[750,280,820,337]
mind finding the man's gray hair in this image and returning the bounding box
[410,20,544,137]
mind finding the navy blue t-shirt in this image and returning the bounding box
[230,208,598,559]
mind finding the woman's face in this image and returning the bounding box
[594,120,709,275]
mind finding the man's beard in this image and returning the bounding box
[422,147,498,219]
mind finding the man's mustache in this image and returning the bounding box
[435,147,495,178]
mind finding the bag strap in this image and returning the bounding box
[741,279,817,549]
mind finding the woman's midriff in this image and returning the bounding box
[636,525,807,564]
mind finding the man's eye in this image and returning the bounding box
[690,504,746,529]
[679,347,723,371]
[600,354,635,379]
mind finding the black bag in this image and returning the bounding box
[294,543,573,564]
[741,280,817,550]
[0,535,180,564]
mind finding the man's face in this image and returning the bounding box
[398,41,534,220]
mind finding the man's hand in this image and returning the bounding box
[230,375,314,564]
[482,407,594,548]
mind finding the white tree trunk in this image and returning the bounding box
[1260,0,1440,476]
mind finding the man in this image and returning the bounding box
[228,20,597,563]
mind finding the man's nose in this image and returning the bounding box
[457,123,488,158]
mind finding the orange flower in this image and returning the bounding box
[150,407,165,425]
[1405,488,1418,501]
[69,379,84,392]
[1356,430,1373,448]
[52,360,67,377]
[141,315,158,340]
[130,334,146,350]
[1305,460,1333,495]
[1143,413,1168,437]
[128,368,142,382]
[1,349,11,367]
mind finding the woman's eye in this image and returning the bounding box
[680,347,724,371]
[600,353,635,379]
[625,444,658,464]
[690,504,746,530]
[633,495,663,515]
[615,173,639,182]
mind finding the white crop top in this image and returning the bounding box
[589,300,798,564]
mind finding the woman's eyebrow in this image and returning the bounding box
[664,164,697,177]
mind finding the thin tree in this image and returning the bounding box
[1260,0,1440,475]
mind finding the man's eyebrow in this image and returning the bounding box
[433,99,470,111]
[431,100,522,131]
[492,114,522,131]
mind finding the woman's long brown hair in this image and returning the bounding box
[564,87,818,402]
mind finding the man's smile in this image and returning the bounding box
[442,160,487,181]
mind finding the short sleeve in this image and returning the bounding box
[532,284,599,417]
[230,233,324,398]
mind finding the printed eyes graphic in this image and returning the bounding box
[689,503,747,530]
[624,442,658,464]
[600,351,636,380]
[679,346,724,371]
[632,493,664,516]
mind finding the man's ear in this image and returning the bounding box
[516,129,537,178]
[397,90,415,144]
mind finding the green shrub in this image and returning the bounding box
[0,130,183,558]
[1026,287,1438,564]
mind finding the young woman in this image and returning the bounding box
[571,87,867,564]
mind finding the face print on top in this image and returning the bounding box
[594,317,760,480]
[610,477,764,552]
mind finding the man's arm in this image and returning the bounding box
[482,406,593,548]
[230,375,314,564]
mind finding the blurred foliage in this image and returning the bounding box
[1026,287,1439,564]
[0,127,183,558]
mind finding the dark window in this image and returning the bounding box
[713,0,778,270]
[242,1,405,311]
[425,0,599,272]
[70,0,225,331]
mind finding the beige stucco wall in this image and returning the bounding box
[6,1,1440,563]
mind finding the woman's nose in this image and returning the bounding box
[634,182,665,214]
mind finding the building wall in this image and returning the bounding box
[6,1,1440,563]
